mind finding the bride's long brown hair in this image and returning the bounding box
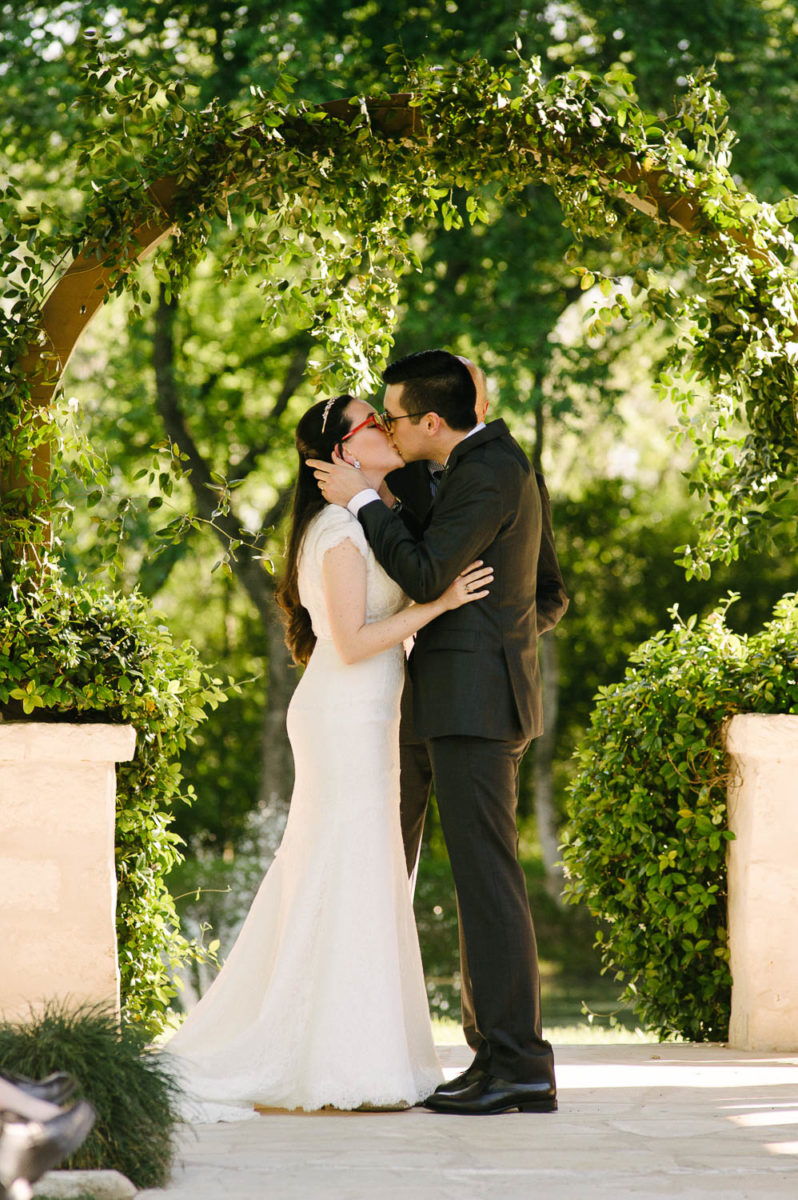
[276,395,355,665]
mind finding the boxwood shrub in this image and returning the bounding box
[562,593,798,1040]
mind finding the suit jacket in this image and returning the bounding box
[388,457,567,636]
[359,420,568,741]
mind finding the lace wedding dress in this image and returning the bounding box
[167,505,443,1119]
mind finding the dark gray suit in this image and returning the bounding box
[360,419,568,1082]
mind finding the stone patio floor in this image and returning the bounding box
[133,1042,798,1199]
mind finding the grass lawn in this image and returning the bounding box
[431,1016,657,1045]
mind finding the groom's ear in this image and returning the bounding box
[424,411,443,436]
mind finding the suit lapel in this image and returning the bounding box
[436,419,510,489]
[439,420,506,475]
[445,419,509,472]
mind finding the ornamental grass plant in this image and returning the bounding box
[0,1002,179,1189]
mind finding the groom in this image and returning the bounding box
[311,349,567,1114]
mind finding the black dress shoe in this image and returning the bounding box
[423,1073,557,1114]
[0,1100,95,1194]
[431,1063,486,1096]
[4,1073,78,1107]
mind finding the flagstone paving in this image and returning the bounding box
[134,1042,798,1199]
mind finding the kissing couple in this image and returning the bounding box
[167,349,568,1118]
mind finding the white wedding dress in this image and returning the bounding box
[167,505,443,1119]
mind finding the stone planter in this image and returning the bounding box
[725,713,798,1051]
[0,723,136,1022]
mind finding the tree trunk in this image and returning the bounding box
[254,604,297,856]
[533,632,565,905]
[530,402,564,901]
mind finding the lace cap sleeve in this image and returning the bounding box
[306,505,370,565]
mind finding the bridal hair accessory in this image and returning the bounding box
[321,397,336,433]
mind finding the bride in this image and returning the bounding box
[167,392,492,1119]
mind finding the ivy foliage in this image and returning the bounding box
[2,43,797,577]
[562,593,798,1040]
[0,568,227,1030]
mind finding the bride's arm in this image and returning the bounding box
[322,539,492,666]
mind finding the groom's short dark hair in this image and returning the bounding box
[382,349,477,431]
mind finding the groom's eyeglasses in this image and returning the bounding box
[377,410,417,434]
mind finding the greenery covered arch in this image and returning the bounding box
[3,50,797,579]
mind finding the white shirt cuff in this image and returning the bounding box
[347,488,381,517]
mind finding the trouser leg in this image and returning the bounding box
[400,733,481,1051]
[455,888,483,1055]
[427,733,554,1084]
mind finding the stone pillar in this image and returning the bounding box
[725,713,798,1051]
[0,723,136,1022]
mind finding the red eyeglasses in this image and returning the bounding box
[339,413,383,442]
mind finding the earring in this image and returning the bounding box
[353,459,361,469]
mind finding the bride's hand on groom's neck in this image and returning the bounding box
[308,452,379,507]
[333,447,384,493]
